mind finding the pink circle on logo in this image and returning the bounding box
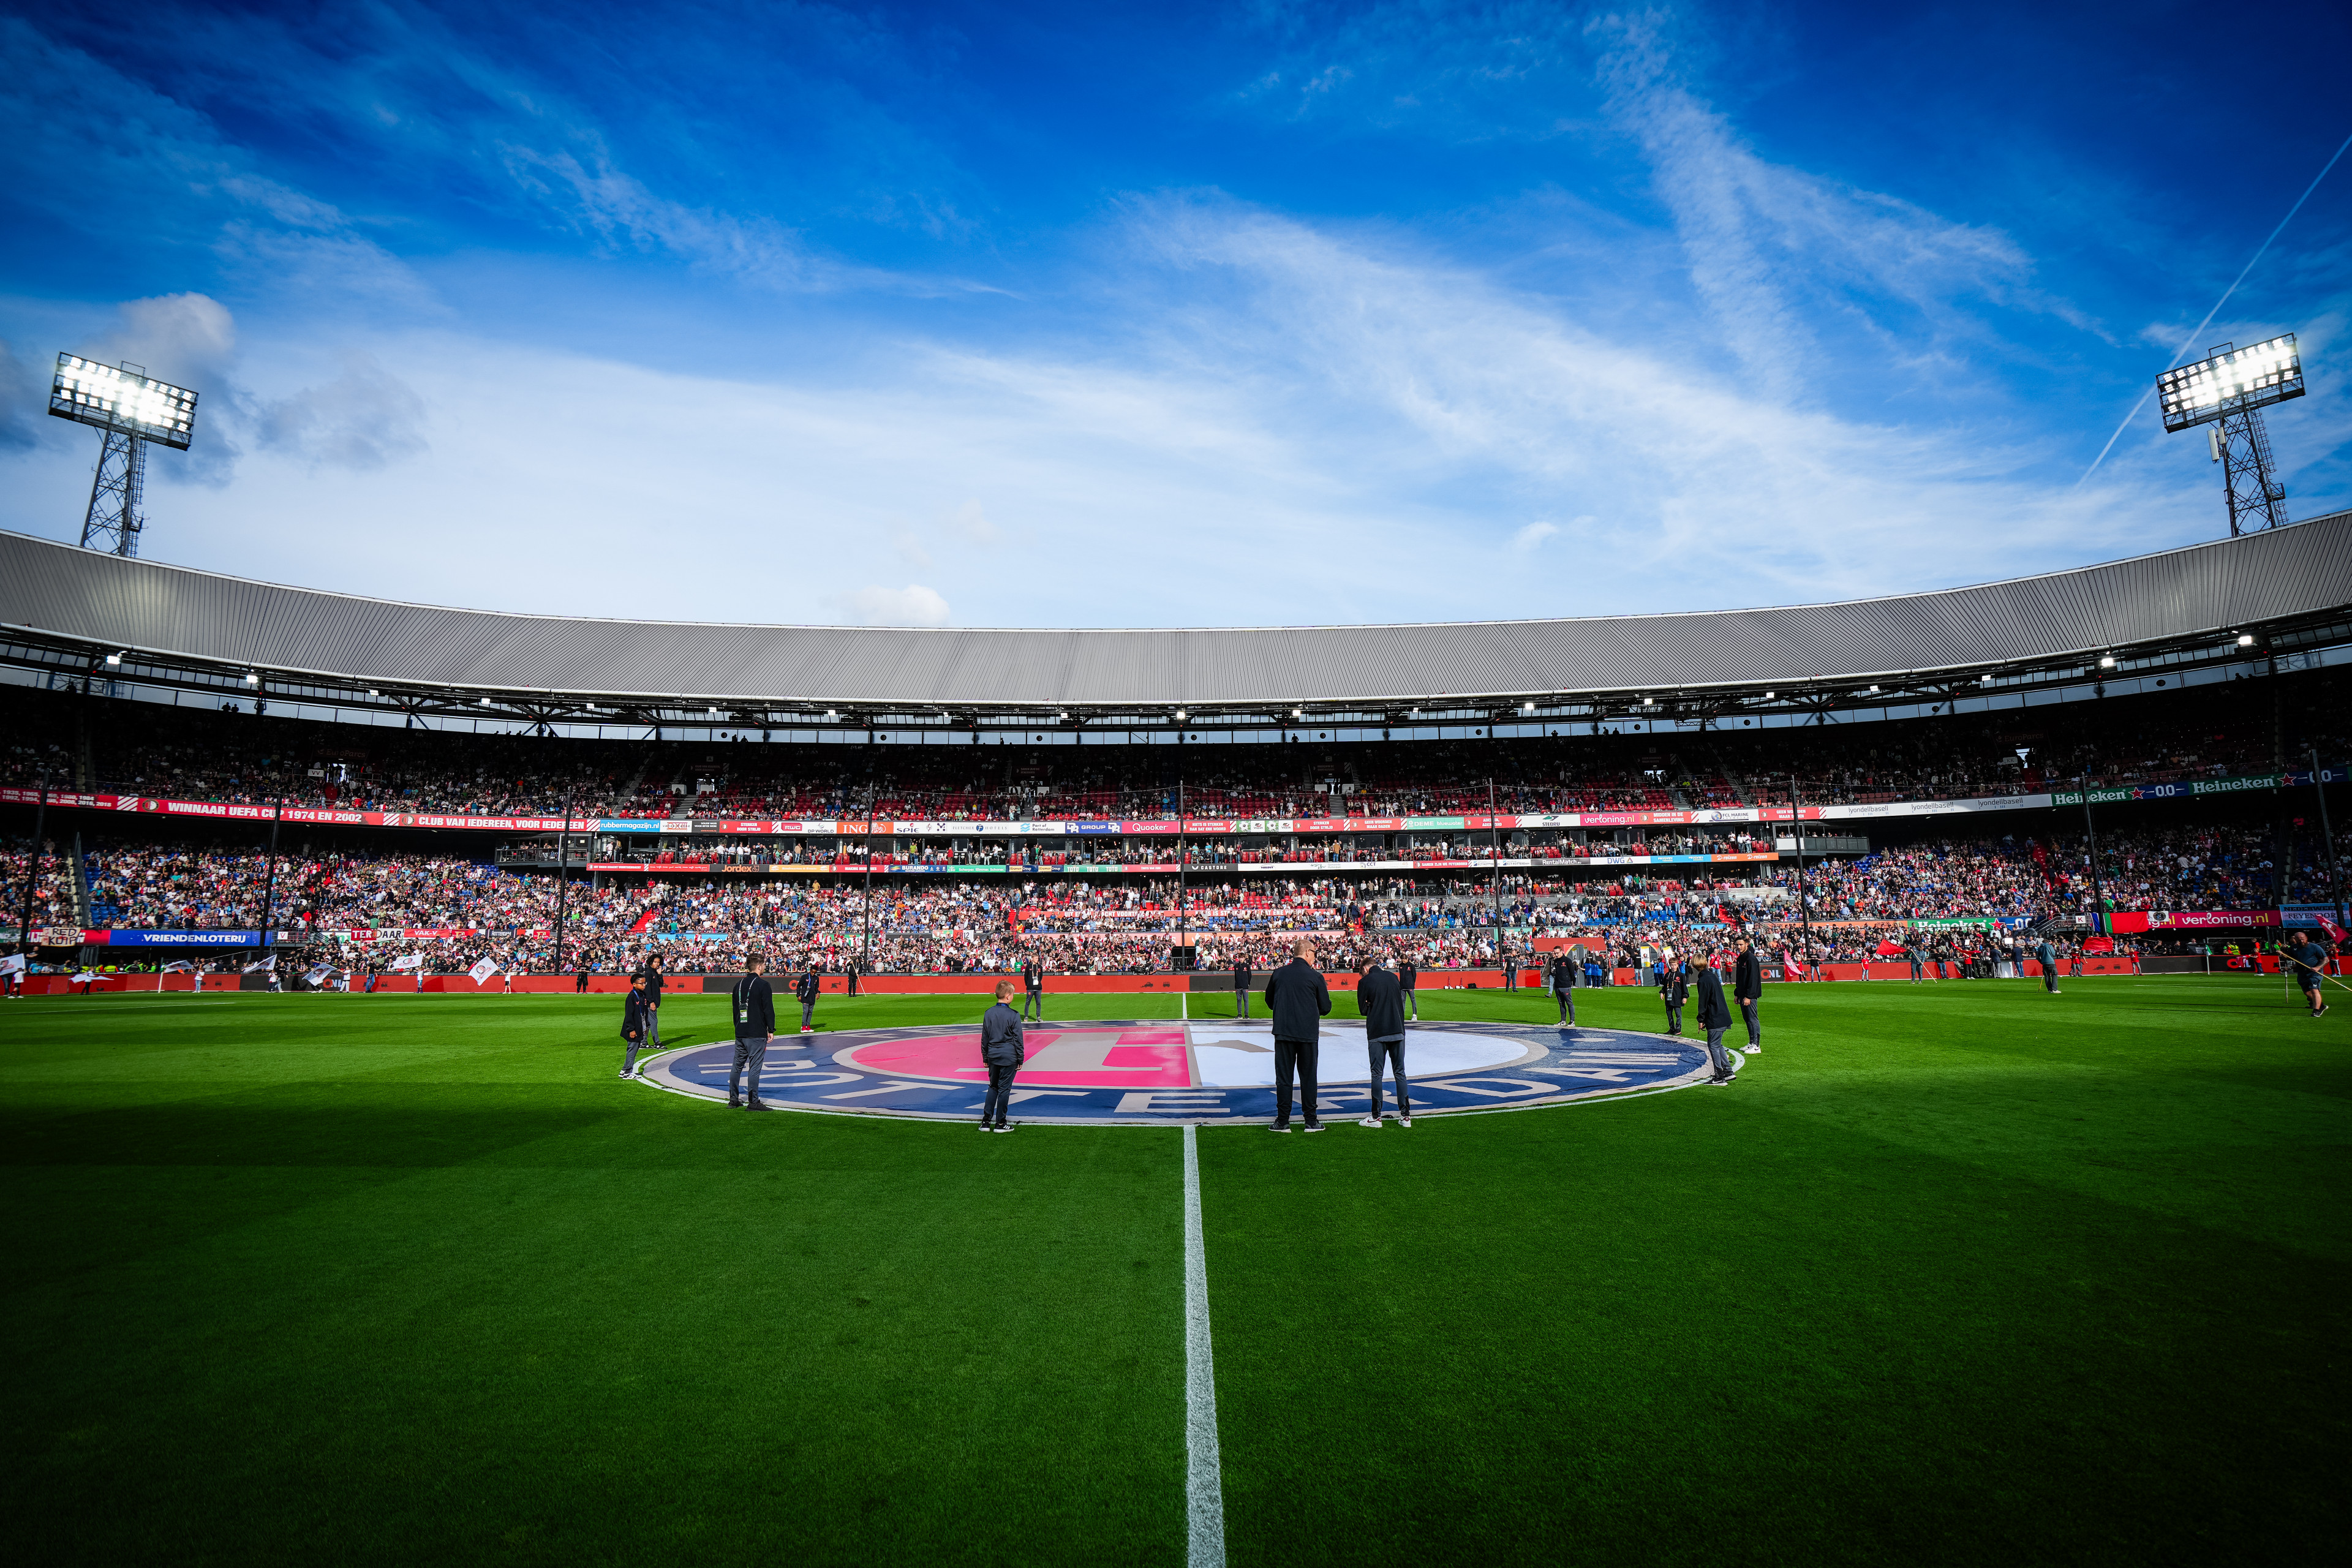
[843,1028,1193,1087]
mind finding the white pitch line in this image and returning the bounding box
[1182,1124,1226,1568]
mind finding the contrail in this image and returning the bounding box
[2076,128,2352,487]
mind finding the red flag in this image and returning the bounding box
[2318,915,2350,945]
[1874,938,1905,957]
[1782,953,1805,982]
[2081,935,2114,954]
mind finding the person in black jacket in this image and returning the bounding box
[1355,956,1409,1128]
[796,966,821,1033]
[634,957,666,1050]
[728,954,777,1110]
[1548,951,1578,1025]
[1732,937,1763,1054]
[1692,957,1736,1085]
[1232,957,1253,1019]
[575,965,590,994]
[1022,958,1046,1020]
[1398,957,1419,1020]
[618,976,652,1079]
[979,979,1027,1130]
[1263,938,1332,1131]
[1658,949,1689,1036]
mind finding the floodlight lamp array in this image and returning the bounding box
[47,354,200,449]
[2157,334,2302,432]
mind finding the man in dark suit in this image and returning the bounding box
[1398,956,1419,1020]
[1232,956,1253,1019]
[1263,938,1332,1132]
[979,979,1027,1129]
[796,966,821,1032]
[1355,954,1410,1128]
[1733,937,1763,1054]
[1692,956,1736,1085]
[1022,957,1046,1020]
[727,954,777,1110]
[1548,949,1578,1025]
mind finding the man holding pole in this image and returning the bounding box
[2284,932,2332,1019]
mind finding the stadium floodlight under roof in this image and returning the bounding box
[47,353,202,559]
[2158,334,2304,538]
[2157,334,2302,432]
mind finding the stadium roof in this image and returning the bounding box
[2,514,2348,720]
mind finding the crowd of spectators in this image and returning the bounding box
[7,666,2339,827]
[12,814,2342,979]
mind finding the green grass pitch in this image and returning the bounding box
[3,977,2343,1565]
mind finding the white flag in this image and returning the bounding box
[242,954,277,974]
[160,960,197,974]
[389,954,425,971]
[468,956,500,987]
[0,954,25,979]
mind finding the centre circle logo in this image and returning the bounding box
[640,1020,1728,1123]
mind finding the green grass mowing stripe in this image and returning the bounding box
[0,994,1192,1566]
[2,980,2343,1563]
[1197,978,2349,1566]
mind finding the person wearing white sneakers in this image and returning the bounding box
[1732,936,1763,1055]
[1355,953,1411,1129]
[795,965,821,1033]
[1692,955,1736,1086]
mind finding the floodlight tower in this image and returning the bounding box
[2156,334,2302,537]
[46,353,200,557]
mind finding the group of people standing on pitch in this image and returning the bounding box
[1642,936,1761,1087]
[616,956,829,1103]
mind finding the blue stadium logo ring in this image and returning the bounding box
[635,1019,1733,1123]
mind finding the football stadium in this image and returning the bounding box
[6,7,2352,1565]
[4,514,2348,1563]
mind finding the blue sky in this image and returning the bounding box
[1,1,2346,628]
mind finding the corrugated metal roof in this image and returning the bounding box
[2,515,2346,707]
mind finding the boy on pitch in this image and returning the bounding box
[979,979,1026,1131]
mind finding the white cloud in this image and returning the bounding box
[255,351,429,472]
[839,584,951,627]
[1510,519,1559,551]
[100,293,238,386]
[947,498,999,543]
[891,528,934,569]
[1589,12,2044,395]
[0,339,43,452]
